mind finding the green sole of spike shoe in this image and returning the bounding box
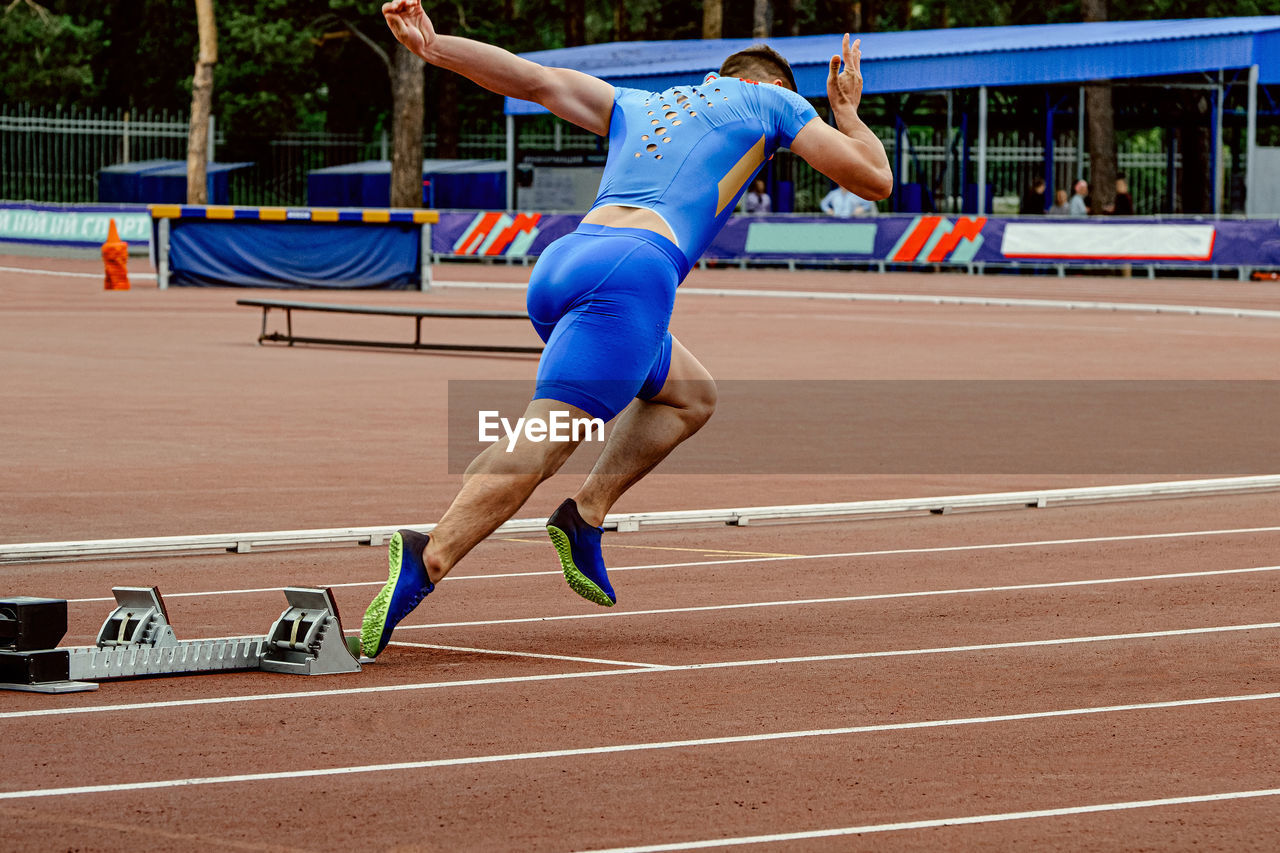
[547,524,614,607]
[360,531,405,658]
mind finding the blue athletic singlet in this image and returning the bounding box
[593,77,818,268]
[526,76,819,422]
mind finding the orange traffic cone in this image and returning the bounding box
[102,218,130,291]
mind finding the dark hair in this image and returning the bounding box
[719,44,798,92]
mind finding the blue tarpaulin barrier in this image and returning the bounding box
[165,219,421,289]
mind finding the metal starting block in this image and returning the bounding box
[0,585,359,694]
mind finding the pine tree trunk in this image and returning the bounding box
[565,0,585,46]
[753,0,772,38]
[777,0,799,37]
[1084,83,1117,212]
[614,0,628,40]
[1082,0,1116,212]
[435,71,459,160]
[390,44,425,208]
[703,0,723,40]
[186,0,217,205]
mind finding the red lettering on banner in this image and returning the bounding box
[892,216,941,262]
[926,217,987,263]
[457,212,504,255]
[483,213,543,256]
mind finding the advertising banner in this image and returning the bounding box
[0,203,152,247]
[434,211,1280,269]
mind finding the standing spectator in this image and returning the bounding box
[1048,189,1072,215]
[744,178,771,215]
[1109,174,1134,215]
[1068,179,1090,216]
[821,185,877,217]
[1019,176,1046,214]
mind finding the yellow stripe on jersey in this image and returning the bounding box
[716,134,766,216]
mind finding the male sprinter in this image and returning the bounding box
[362,0,892,657]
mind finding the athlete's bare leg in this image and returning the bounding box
[421,397,590,581]
[571,338,717,526]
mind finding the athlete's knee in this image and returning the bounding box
[469,438,578,483]
[688,377,717,426]
[668,376,716,431]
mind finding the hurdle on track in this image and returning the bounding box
[150,205,439,291]
[237,297,543,354]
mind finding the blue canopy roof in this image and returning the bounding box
[505,16,1280,115]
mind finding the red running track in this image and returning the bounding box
[1,256,1279,850]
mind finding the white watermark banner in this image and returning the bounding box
[478,409,605,453]
[1001,222,1215,261]
[450,380,1280,475]
[0,205,151,246]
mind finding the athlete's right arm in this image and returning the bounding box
[789,35,893,200]
[382,0,614,136]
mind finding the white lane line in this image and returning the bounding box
[398,564,1280,631]
[59,564,1280,644]
[578,787,1280,852]
[388,640,660,669]
[431,279,1280,321]
[3,621,1277,721]
[1,691,1277,801]
[61,524,1280,604]
[0,265,157,280]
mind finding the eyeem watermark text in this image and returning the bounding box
[478,410,605,452]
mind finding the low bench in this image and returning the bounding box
[237,297,543,354]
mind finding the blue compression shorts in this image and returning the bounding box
[526,223,689,421]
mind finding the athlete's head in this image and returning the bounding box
[718,44,798,92]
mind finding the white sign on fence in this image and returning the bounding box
[1001,222,1216,261]
[0,207,151,245]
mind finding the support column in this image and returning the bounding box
[1077,85,1086,182]
[157,218,170,291]
[419,222,432,293]
[1044,92,1055,212]
[977,85,988,214]
[1246,65,1259,216]
[1214,71,1224,216]
[945,90,953,211]
[505,114,516,211]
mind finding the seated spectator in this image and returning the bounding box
[1048,189,1072,215]
[1068,179,1090,216]
[743,179,771,215]
[821,185,877,218]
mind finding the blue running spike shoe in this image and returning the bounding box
[547,499,615,606]
[361,529,435,658]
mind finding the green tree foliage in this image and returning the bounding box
[6,0,1280,135]
[0,1,104,105]
[215,1,325,136]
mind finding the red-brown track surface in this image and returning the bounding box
[2,254,1279,851]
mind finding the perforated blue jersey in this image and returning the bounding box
[591,76,818,270]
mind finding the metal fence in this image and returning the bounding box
[0,105,195,203]
[0,104,1227,214]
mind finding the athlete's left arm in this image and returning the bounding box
[382,0,614,136]
[788,35,893,200]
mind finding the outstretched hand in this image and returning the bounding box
[382,0,436,56]
[827,34,864,114]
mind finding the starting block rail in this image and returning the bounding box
[236,297,543,354]
[0,585,360,694]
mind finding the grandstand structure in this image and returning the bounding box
[506,17,1280,216]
